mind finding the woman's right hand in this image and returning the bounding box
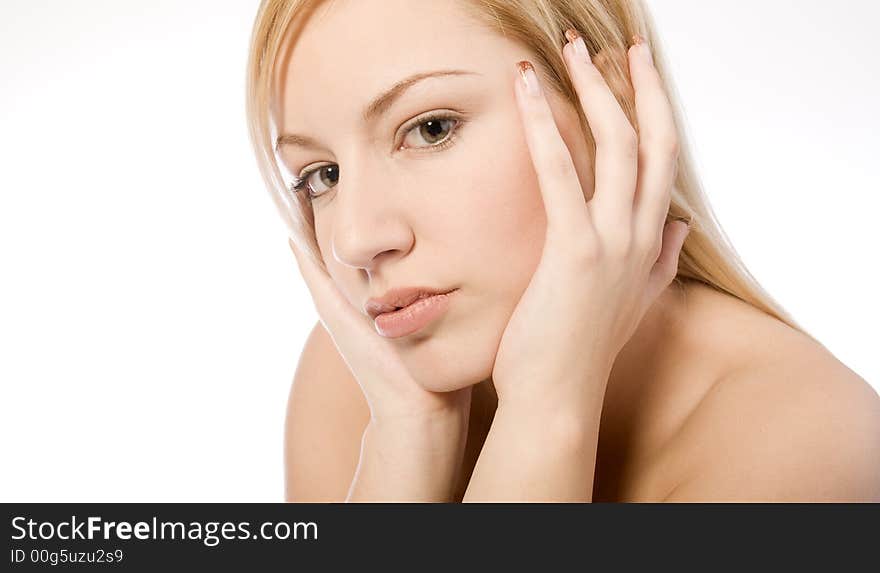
[288,236,473,501]
[287,236,473,425]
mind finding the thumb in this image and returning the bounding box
[645,217,690,300]
[286,238,415,407]
[287,236,371,339]
[289,236,325,285]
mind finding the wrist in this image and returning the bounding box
[494,370,610,452]
[368,408,469,451]
[496,367,611,420]
[371,386,472,432]
[354,413,468,502]
[494,400,597,450]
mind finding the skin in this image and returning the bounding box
[277,0,880,501]
[275,0,590,396]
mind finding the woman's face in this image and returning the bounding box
[274,0,594,392]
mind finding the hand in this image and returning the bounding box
[491,33,690,410]
[287,237,473,424]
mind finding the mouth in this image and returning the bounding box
[371,289,458,339]
[365,287,458,320]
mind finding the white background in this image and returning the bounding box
[1,1,877,501]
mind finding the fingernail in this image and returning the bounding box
[631,33,653,66]
[669,215,693,228]
[517,60,541,96]
[564,28,590,62]
[683,219,693,237]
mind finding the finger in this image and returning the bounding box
[644,219,689,304]
[514,60,596,236]
[562,29,638,238]
[627,36,680,241]
[288,237,418,411]
[287,236,374,341]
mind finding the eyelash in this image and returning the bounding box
[289,111,464,200]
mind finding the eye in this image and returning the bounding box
[400,113,460,150]
[291,164,339,200]
[290,111,463,200]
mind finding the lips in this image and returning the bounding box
[365,286,457,320]
[372,291,457,338]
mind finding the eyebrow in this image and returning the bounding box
[274,69,479,153]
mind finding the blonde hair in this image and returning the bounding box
[246,0,814,339]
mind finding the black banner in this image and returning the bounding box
[2,503,876,570]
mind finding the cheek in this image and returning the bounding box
[405,113,548,288]
[452,121,547,289]
[412,140,546,392]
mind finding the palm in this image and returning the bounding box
[491,232,604,402]
[289,237,473,421]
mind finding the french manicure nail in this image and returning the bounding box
[564,28,590,61]
[669,215,693,228]
[631,33,653,66]
[517,60,541,96]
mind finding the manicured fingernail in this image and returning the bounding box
[564,28,590,62]
[517,60,541,96]
[631,34,653,66]
[669,215,693,229]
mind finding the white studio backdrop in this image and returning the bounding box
[1,1,877,501]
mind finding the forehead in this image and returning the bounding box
[273,0,510,132]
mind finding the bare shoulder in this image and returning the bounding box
[284,321,371,502]
[662,283,880,501]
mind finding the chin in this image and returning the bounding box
[393,293,507,393]
[402,336,498,394]
[414,374,478,394]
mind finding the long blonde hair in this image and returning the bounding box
[246,0,814,339]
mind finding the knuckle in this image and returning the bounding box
[545,151,578,183]
[605,232,633,259]
[644,131,679,160]
[621,124,639,147]
[648,231,663,263]
[668,134,680,159]
[635,226,661,259]
[653,230,664,260]
[661,134,680,160]
[616,127,639,160]
[571,236,603,265]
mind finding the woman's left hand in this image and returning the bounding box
[491,32,690,413]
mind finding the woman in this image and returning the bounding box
[246,0,880,501]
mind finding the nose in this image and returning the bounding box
[329,158,415,273]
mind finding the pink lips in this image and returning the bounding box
[372,290,458,338]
